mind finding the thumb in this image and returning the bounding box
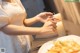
[46,17,52,21]
[44,21,53,27]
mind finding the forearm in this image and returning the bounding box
[24,17,39,26]
[2,25,41,35]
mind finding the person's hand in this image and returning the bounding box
[53,13,62,22]
[39,20,57,36]
[35,12,53,23]
[46,13,62,24]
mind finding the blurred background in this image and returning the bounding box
[21,0,80,53]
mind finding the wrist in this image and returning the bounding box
[38,27,46,35]
[33,16,39,22]
[34,27,42,35]
[34,16,40,22]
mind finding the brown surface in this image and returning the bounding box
[30,36,58,53]
[54,0,80,35]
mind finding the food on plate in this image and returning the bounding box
[47,40,80,53]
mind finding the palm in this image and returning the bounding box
[36,12,53,23]
[39,15,49,23]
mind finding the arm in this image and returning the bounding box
[24,17,39,26]
[24,12,53,26]
[2,20,57,36]
[2,24,41,35]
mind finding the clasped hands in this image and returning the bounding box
[35,12,61,35]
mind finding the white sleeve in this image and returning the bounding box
[0,9,9,28]
[0,0,2,7]
[0,0,2,4]
[16,0,25,10]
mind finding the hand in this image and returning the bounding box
[53,13,62,22]
[6,0,11,2]
[46,13,62,24]
[35,12,53,23]
[39,20,57,36]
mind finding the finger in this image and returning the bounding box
[47,18,57,24]
[45,14,53,17]
[52,22,57,28]
[6,0,11,2]
[46,18,57,27]
[6,0,14,3]
[46,17,52,21]
[53,12,55,15]
[52,27,57,32]
[43,12,53,14]
[52,21,57,24]
[45,12,53,16]
[49,25,57,32]
[44,21,54,27]
[54,18,61,22]
[53,13,62,21]
[49,18,61,23]
[48,22,56,28]
[46,17,55,22]
[48,20,57,28]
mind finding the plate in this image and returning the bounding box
[38,35,80,53]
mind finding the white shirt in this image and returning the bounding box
[0,0,31,53]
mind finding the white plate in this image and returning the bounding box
[38,35,80,53]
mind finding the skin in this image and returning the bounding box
[5,0,11,2]
[1,0,59,36]
[2,12,58,36]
